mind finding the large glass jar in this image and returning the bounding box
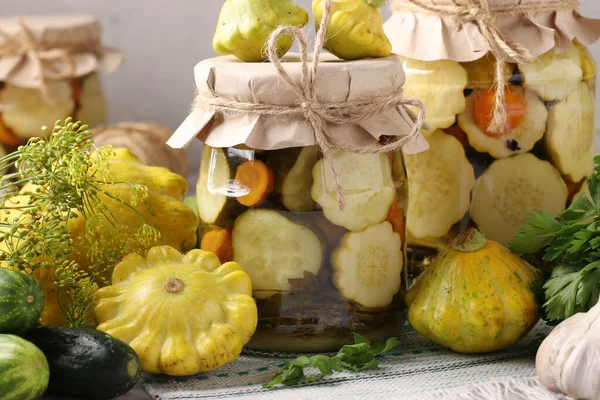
[0,15,122,149]
[399,42,596,276]
[196,144,409,352]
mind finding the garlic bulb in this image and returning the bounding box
[536,301,600,399]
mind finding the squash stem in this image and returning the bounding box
[451,228,487,253]
[164,278,185,293]
[363,0,387,8]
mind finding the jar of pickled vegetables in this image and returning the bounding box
[168,54,427,352]
[0,15,123,148]
[385,0,600,276]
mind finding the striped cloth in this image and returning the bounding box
[143,322,567,400]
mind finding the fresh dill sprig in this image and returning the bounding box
[0,118,160,327]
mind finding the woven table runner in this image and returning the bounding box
[142,322,570,400]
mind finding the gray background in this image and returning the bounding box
[3,0,600,171]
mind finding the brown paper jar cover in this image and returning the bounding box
[385,0,600,62]
[167,53,429,154]
[0,15,123,88]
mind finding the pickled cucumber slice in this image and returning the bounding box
[400,57,468,136]
[267,146,318,212]
[544,83,595,183]
[3,81,75,138]
[470,153,568,247]
[311,150,395,231]
[519,45,582,101]
[331,221,402,308]
[76,73,106,128]
[574,40,596,81]
[231,209,323,299]
[196,145,245,227]
[404,131,475,239]
[458,88,547,158]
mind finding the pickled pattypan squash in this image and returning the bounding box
[94,246,257,376]
[406,229,539,353]
[313,0,391,60]
[213,0,309,62]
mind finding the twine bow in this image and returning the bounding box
[0,17,84,102]
[194,0,426,210]
[395,0,579,134]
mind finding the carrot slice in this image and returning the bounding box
[0,116,22,147]
[473,87,527,136]
[71,79,82,103]
[564,176,586,202]
[235,160,274,207]
[443,124,471,149]
[386,192,406,246]
[200,228,233,262]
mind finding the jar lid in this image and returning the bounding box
[385,0,600,62]
[0,15,123,88]
[168,54,429,154]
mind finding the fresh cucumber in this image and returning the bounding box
[23,326,141,399]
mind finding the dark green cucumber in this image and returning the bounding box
[23,326,141,400]
[0,334,49,400]
[0,268,44,334]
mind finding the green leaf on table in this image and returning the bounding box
[369,337,401,356]
[264,364,305,388]
[309,354,342,376]
[264,333,400,388]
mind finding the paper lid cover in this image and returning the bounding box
[385,0,600,62]
[0,15,123,88]
[168,53,428,154]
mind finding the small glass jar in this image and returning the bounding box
[0,15,122,149]
[197,144,409,352]
[0,73,106,147]
[399,41,596,276]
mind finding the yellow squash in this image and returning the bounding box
[94,246,257,376]
[213,0,309,62]
[0,149,199,326]
[313,0,391,60]
[406,228,539,353]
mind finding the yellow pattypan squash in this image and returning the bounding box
[406,228,539,353]
[313,0,391,60]
[94,246,257,376]
[213,0,309,62]
[0,149,199,326]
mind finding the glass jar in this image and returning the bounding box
[197,144,409,352]
[400,41,596,277]
[0,15,123,150]
[0,73,107,148]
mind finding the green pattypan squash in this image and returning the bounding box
[313,0,391,60]
[213,0,309,62]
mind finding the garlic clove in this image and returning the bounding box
[536,303,600,399]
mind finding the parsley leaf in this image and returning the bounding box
[509,211,562,255]
[509,155,600,323]
[264,334,400,388]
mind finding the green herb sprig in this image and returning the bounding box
[0,119,160,327]
[265,333,400,388]
[510,154,600,322]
